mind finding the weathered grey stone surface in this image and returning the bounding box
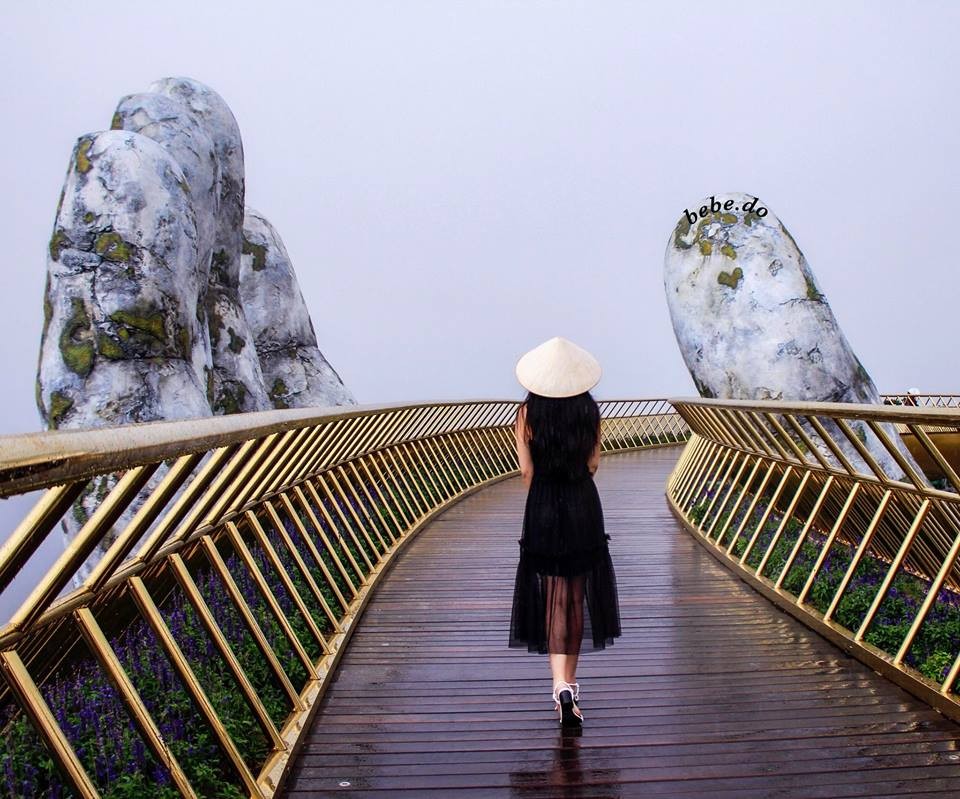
[110,91,220,390]
[38,130,212,429]
[37,129,214,580]
[37,76,357,584]
[149,76,269,414]
[664,192,926,483]
[111,93,220,282]
[240,207,357,409]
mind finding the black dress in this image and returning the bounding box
[509,436,622,655]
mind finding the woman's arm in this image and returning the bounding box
[515,404,533,490]
[587,418,601,475]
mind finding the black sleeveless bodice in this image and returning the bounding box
[518,438,608,576]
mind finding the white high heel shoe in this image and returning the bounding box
[552,680,583,726]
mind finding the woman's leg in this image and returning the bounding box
[545,576,569,688]
[545,574,586,685]
[550,652,568,687]
[564,574,586,683]
[545,575,586,723]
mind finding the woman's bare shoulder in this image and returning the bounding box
[516,403,531,440]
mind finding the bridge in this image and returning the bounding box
[1,396,960,797]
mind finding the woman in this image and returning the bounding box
[509,336,622,727]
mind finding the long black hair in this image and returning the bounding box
[517,390,600,479]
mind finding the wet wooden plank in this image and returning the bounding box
[283,448,960,797]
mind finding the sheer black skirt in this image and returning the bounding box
[509,472,621,655]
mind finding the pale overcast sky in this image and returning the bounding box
[1,1,957,437]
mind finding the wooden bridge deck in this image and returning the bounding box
[284,448,960,798]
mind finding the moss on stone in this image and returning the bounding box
[204,365,215,405]
[94,231,134,263]
[97,331,125,360]
[49,229,68,261]
[270,377,289,409]
[43,276,53,327]
[215,382,246,415]
[779,221,801,254]
[75,137,94,174]
[177,326,191,358]
[720,212,737,224]
[687,215,718,252]
[59,298,94,377]
[109,307,166,342]
[208,303,224,347]
[242,236,268,271]
[60,338,94,376]
[744,210,763,227]
[49,390,74,429]
[855,424,868,445]
[699,240,713,256]
[672,215,692,250]
[110,111,123,130]
[717,267,744,290]
[720,243,737,260]
[692,374,715,399]
[226,327,245,354]
[803,271,825,302]
[211,249,230,283]
[83,211,95,224]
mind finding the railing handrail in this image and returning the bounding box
[0,397,683,498]
[0,400,507,497]
[670,395,960,423]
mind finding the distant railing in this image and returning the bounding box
[0,398,689,799]
[881,393,960,434]
[881,392,960,408]
[666,395,960,724]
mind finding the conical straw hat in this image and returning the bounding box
[515,336,602,397]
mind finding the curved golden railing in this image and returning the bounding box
[666,395,960,723]
[0,398,688,798]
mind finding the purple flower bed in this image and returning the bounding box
[0,529,337,798]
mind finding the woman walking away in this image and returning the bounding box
[509,336,622,728]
